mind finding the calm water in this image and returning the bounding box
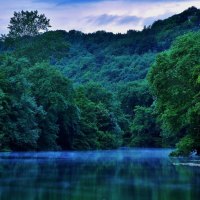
[0,148,200,200]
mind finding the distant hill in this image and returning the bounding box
[2,7,200,86]
[53,7,200,86]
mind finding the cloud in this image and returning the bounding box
[118,16,141,25]
[87,14,119,25]
[87,14,140,26]
[0,0,200,34]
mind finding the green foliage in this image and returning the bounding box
[117,80,153,116]
[0,55,124,151]
[0,70,9,150]
[0,56,79,151]
[8,10,51,38]
[58,53,156,86]
[25,62,79,150]
[129,105,161,147]
[148,31,200,155]
[170,135,195,156]
[98,131,121,149]
[0,56,42,151]
[74,83,122,150]
[4,31,69,64]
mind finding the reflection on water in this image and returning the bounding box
[0,148,200,200]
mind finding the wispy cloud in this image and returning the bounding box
[87,14,140,26]
[87,14,119,26]
[0,0,200,34]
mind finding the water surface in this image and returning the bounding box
[0,148,200,200]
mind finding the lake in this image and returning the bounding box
[0,148,200,200]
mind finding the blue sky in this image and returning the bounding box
[0,0,200,33]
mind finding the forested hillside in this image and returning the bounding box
[55,6,200,86]
[1,7,200,155]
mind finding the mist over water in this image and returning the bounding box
[0,148,200,200]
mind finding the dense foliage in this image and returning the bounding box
[0,56,78,151]
[0,55,125,151]
[148,32,200,156]
[1,7,200,153]
[55,7,200,86]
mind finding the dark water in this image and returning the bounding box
[0,148,200,200]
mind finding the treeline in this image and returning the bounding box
[0,55,124,151]
[0,8,200,155]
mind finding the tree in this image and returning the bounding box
[117,80,153,117]
[130,105,161,147]
[148,32,200,156]
[8,10,51,38]
[0,56,42,151]
[0,55,79,151]
[73,84,122,150]
[25,62,79,150]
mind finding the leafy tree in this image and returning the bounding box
[25,62,79,150]
[148,32,200,155]
[74,84,122,150]
[73,88,101,149]
[0,56,42,151]
[0,56,79,151]
[8,10,51,38]
[117,80,153,117]
[0,69,9,150]
[82,82,113,108]
[129,105,161,147]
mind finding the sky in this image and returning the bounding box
[0,0,200,34]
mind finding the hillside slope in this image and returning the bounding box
[54,6,200,86]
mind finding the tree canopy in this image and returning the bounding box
[148,32,200,156]
[8,10,51,38]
